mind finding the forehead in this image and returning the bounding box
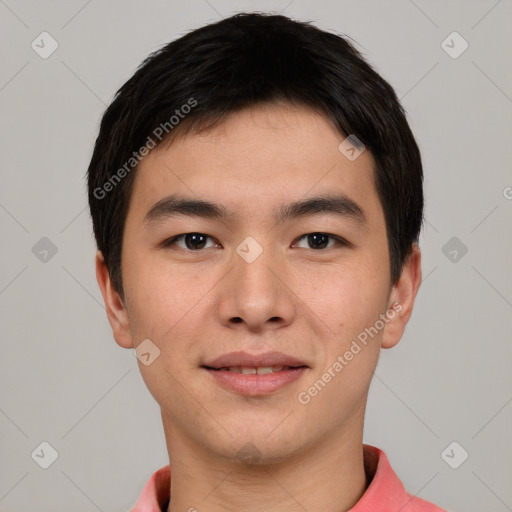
[127,102,382,226]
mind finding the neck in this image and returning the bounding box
[162,412,368,512]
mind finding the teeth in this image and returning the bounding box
[256,367,273,374]
[226,366,286,374]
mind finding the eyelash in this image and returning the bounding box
[161,232,351,251]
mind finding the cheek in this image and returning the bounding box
[122,251,203,341]
[122,257,206,408]
[297,271,384,412]
[297,262,389,332]
[297,264,390,389]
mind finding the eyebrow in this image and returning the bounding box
[144,193,366,225]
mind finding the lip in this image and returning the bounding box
[202,351,308,369]
[201,351,309,397]
[203,367,308,396]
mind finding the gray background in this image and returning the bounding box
[0,1,511,511]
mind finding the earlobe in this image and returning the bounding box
[381,244,422,349]
[95,251,134,349]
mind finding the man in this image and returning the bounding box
[87,12,446,512]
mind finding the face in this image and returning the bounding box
[97,102,421,464]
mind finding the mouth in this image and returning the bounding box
[202,350,309,370]
[203,365,307,374]
[201,352,309,396]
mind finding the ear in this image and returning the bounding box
[381,244,422,349]
[95,250,134,349]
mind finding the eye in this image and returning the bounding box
[293,232,349,250]
[162,233,219,251]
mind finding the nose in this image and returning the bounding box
[216,241,296,332]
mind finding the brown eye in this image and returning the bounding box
[163,233,217,250]
[293,233,348,250]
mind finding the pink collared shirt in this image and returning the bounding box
[130,444,446,511]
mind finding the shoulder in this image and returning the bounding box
[355,445,448,512]
[129,464,171,512]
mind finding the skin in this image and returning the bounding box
[96,101,421,512]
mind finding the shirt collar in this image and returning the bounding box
[130,444,444,512]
